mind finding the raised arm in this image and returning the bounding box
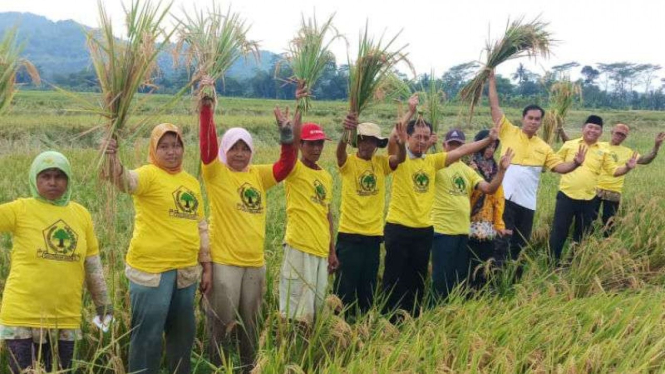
[488,69,504,126]
[272,85,307,181]
[387,93,419,156]
[389,120,408,170]
[477,148,513,194]
[337,112,358,167]
[198,76,220,165]
[558,127,571,142]
[637,132,664,165]
[445,119,500,166]
[613,152,638,177]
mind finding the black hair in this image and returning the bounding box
[406,118,433,135]
[474,129,499,150]
[522,104,545,118]
[584,115,604,127]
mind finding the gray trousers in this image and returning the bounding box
[205,263,265,371]
[129,270,196,374]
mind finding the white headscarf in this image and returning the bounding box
[219,127,254,168]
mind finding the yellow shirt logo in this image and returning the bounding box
[357,171,378,196]
[170,186,199,220]
[237,182,263,214]
[312,179,328,205]
[451,172,467,195]
[412,170,430,193]
[40,219,80,262]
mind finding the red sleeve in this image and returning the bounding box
[199,104,219,165]
[273,143,297,182]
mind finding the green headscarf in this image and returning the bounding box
[29,151,72,206]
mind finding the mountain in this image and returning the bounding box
[0,12,278,81]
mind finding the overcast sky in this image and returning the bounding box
[1,0,663,85]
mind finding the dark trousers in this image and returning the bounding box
[549,191,598,262]
[498,200,535,261]
[6,338,75,373]
[595,198,620,236]
[468,238,496,288]
[431,234,470,300]
[334,233,381,315]
[381,223,433,317]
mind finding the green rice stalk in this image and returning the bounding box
[416,70,447,151]
[282,13,344,113]
[0,27,41,115]
[345,22,413,144]
[541,79,582,144]
[87,0,173,139]
[175,2,259,103]
[459,16,554,122]
[373,72,412,103]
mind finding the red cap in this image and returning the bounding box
[301,123,330,141]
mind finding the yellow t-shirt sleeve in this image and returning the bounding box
[0,200,19,233]
[467,166,485,191]
[544,145,564,170]
[379,154,393,175]
[433,152,448,171]
[493,186,506,231]
[132,165,156,196]
[257,164,278,190]
[338,156,351,175]
[81,206,100,257]
[498,115,514,139]
[202,159,222,181]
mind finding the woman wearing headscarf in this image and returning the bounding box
[103,123,211,374]
[0,151,112,373]
[468,130,510,287]
[197,77,301,371]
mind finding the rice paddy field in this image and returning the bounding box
[1,90,665,373]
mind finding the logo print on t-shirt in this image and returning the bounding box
[39,219,80,262]
[312,180,327,205]
[238,183,263,214]
[451,172,467,195]
[358,171,378,196]
[611,152,619,163]
[170,186,199,220]
[412,170,429,193]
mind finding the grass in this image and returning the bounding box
[0,90,665,372]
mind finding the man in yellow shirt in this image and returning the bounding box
[280,123,335,324]
[430,129,513,300]
[550,115,637,262]
[333,96,413,316]
[560,124,664,233]
[383,117,500,317]
[488,70,585,262]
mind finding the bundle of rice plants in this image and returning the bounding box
[282,13,343,113]
[345,23,412,144]
[0,27,41,115]
[459,16,554,121]
[176,2,259,103]
[87,0,173,141]
[541,78,582,144]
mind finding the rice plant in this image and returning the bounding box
[0,27,40,115]
[459,16,554,122]
[175,2,259,103]
[281,13,343,114]
[541,78,582,144]
[345,22,412,144]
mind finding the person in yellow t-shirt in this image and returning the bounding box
[280,123,335,324]
[560,124,664,234]
[332,94,414,316]
[430,129,512,300]
[197,77,302,369]
[103,123,210,374]
[488,70,584,262]
[550,115,637,263]
[0,151,111,373]
[381,116,500,318]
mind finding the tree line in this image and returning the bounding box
[18,56,665,111]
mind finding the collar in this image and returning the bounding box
[406,147,425,159]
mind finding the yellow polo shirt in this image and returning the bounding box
[0,198,99,328]
[126,165,203,273]
[338,154,392,236]
[202,160,277,267]
[386,152,447,228]
[284,160,333,258]
[432,161,484,235]
[557,138,619,200]
[597,142,639,193]
[498,115,563,210]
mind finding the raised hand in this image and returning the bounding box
[407,93,419,113]
[574,145,587,166]
[199,75,215,88]
[489,117,501,141]
[103,137,119,156]
[295,81,310,102]
[428,132,439,150]
[395,120,408,145]
[499,148,514,171]
[343,112,358,131]
[274,106,291,130]
[626,151,638,169]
